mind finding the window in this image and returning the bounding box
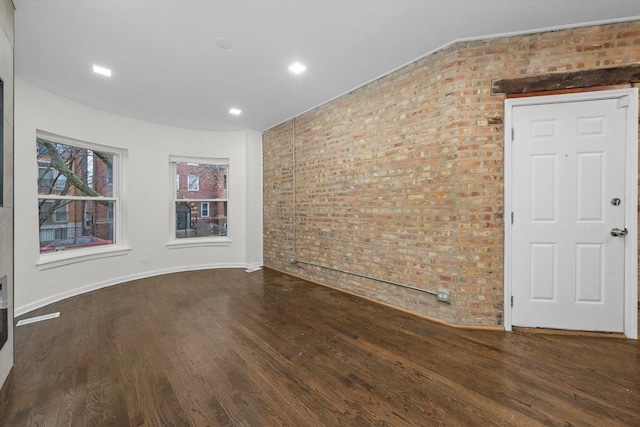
[54,204,68,223]
[171,157,228,240]
[187,174,199,191]
[37,134,119,254]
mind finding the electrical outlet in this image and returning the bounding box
[437,289,451,304]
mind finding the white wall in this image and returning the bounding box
[15,78,263,316]
[245,129,264,271]
[0,0,14,391]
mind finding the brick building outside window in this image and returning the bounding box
[174,161,228,239]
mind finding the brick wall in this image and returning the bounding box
[263,21,640,327]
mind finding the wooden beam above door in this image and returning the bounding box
[491,64,640,95]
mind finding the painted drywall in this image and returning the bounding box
[14,78,263,315]
[245,129,264,271]
[0,0,14,391]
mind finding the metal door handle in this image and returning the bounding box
[610,228,628,237]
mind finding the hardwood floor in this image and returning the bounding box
[0,268,638,426]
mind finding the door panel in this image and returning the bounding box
[511,97,626,332]
[530,155,557,221]
[576,153,603,221]
[529,243,555,300]
[575,243,603,302]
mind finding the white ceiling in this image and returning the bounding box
[14,1,640,132]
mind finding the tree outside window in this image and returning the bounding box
[172,159,228,239]
[37,135,118,253]
[38,162,67,191]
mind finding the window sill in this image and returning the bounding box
[37,245,132,270]
[166,237,231,249]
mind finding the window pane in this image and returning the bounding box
[39,199,114,252]
[37,139,114,197]
[176,163,228,199]
[175,201,227,239]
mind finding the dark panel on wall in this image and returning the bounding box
[0,79,3,207]
[0,276,6,350]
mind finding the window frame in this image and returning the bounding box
[168,155,230,248]
[36,131,130,269]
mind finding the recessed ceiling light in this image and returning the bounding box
[288,62,307,74]
[92,64,112,77]
[216,37,232,49]
[229,108,242,116]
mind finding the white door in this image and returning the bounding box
[511,96,628,332]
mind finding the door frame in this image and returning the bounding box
[504,88,638,339]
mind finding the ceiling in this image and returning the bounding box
[14,1,640,132]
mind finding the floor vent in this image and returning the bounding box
[16,312,60,326]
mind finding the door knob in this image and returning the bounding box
[610,228,628,237]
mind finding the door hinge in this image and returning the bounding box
[511,212,514,224]
[511,128,515,141]
[511,296,514,308]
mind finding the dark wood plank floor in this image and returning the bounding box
[0,268,638,426]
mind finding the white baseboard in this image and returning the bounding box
[14,262,257,318]
[245,262,263,273]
